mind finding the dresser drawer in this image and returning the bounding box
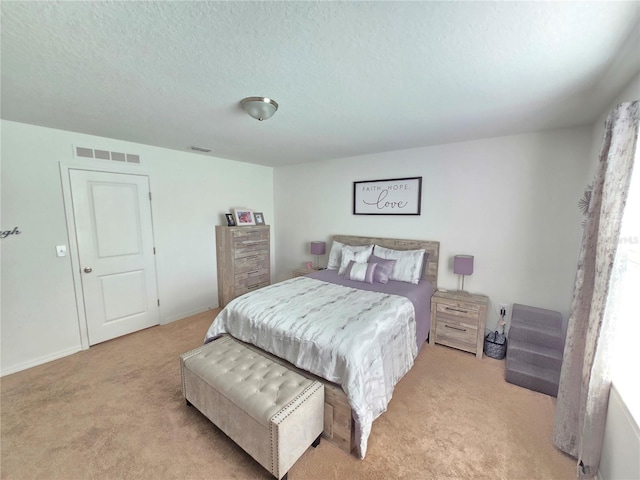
[234,252,268,273]
[235,271,270,289]
[234,241,269,258]
[235,277,270,297]
[233,229,269,243]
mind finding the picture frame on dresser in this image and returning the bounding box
[225,213,236,226]
[254,212,265,225]
[233,208,255,226]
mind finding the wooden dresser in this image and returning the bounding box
[215,225,270,307]
[429,290,488,359]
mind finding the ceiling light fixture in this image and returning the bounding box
[241,97,278,121]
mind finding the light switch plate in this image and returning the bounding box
[56,245,67,257]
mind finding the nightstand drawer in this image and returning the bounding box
[436,302,480,319]
[435,311,479,330]
[435,320,477,350]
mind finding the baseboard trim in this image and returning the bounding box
[161,306,218,325]
[1,345,83,377]
[2,307,218,376]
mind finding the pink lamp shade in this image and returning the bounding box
[310,241,326,256]
[310,241,326,269]
[454,255,474,293]
[453,255,474,275]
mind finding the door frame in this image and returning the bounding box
[59,160,159,350]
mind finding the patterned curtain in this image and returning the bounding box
[553,101,639,478]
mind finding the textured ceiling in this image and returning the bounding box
[1,1,639,167]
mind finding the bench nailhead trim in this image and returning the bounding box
[270,381,323,478]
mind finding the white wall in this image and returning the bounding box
[274,127,593,332]
[0,120,274,375]
[599,385,640,480]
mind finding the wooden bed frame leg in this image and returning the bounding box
[311,435,321,448]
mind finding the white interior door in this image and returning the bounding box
[70,169,159,345]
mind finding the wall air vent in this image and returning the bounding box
[75,146,140,164]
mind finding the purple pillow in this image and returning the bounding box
[368,255,397,284]
[344,261,378,284]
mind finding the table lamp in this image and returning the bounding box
[454,255,474,293]
[310,241,326,269]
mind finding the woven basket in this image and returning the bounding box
[484,331,507,359]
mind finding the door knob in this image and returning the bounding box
[83,267,93,273]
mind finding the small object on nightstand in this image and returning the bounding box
[293,267,320,278]
[429,290,488,359]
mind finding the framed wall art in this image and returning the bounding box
[353,177,422,215]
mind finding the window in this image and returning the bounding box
[609,141,639,421]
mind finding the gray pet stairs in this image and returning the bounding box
[505,303,565,397]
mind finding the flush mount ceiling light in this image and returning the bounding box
[241,97,278,121]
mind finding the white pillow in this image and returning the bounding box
[373,245,425,284]
[338,245,373,275]
[326,240,345,270]
[327,242,372,270]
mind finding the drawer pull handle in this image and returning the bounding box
[247,270,259,275]
[445,325,467,332]
[247,284,261,290]
[445,307,468,314]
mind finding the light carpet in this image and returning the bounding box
[1,310,575,479]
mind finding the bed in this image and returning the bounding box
[205,235,439,458]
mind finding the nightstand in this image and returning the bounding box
[429,290,488,358]
[292,267,321,278]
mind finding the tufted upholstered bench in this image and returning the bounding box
[180,335,324,480]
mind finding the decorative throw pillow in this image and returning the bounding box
[368,255,397,284]
[344,261,377,284]
[372,245,426,284]
[338,246,373,275]
[326,240,345,270]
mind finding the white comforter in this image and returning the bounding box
[204,276,418,458]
